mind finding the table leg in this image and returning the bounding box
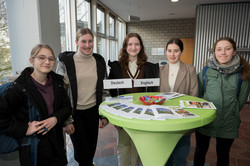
[124,128,186,166]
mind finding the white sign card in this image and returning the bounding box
[133,78,160,87]
[103,79,132,89]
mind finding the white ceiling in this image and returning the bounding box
[99,0,250,22]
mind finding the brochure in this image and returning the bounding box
[179,100,216,109]
[151,105,179,119]
[168,106,199,118]
[136,107,155,120]
[157,92,185,100]
[100,101,201,120]
[105,96,133,102]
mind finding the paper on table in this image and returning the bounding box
[157,92,185,99]
[168,106,199,118]
[105,96,133,102]
[179,100,216,109]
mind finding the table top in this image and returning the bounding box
[99,92,216,132]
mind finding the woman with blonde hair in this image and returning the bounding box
[0,44,72,165]
[57,28,108,166]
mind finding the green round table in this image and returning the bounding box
[99,92,216,166]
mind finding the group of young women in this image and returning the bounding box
[0,27,250,166]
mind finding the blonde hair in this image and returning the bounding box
[30,44,55,59]
[76,28,94,41]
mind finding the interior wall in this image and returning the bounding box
[127,18,195,64]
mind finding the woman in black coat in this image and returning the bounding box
[0,44,72,166]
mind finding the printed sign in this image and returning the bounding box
[134,78,160,87]
[103,79,132,89]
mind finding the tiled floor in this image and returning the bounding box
[67,103,250,166]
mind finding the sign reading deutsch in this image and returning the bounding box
[103,79,132,89]
[134,78,160,87]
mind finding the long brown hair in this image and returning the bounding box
[118,33,147,70]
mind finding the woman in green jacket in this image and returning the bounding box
[194,37,250,166]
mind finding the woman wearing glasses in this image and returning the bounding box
[0,44,72,165]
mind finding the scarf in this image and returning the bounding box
[207,54,241,76]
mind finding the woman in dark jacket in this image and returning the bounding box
[0,44,72,166]
[56,28,108,166]
[108,33,159,166]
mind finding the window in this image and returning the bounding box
[0,0,11,82]
[57,0,126,63]
[118,20,126,53]
[97,7,105,34]
[109,15,115,37]
[109,40,116,61]
[97,37,106,61]
[76,0,90,29]
[58,0,67,51]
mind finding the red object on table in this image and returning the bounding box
[139,95,166,105]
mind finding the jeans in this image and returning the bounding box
[165,135,191,166]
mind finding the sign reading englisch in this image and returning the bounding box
[134,78,160,87]
[103,79,132,89]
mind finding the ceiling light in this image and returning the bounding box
[171,0,179,2]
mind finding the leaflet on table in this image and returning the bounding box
[101,102,199,120]
[179,100,216,109]
[105,96,133,102]
[100,102,134,118]
[168,106,199,118]
[156,92,185,99]
[151,105,199,119]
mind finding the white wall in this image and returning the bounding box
[6,0,61,75]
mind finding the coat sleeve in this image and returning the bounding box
[55,58,74,125]
[56,58,70,89]
[197,71,204,98]
[0,86,28,138]
[188,66,199,97]
[51,79,72,127]
[108,61,120,97]
[238,80,250,111]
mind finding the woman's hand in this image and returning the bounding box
[63,123,75,135]
[99,118,109,128]
[26,121,41,136]
[36,117,58,135]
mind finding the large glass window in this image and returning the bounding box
[97,7,105,34]
[109,40,116,61]
[109,15,115,37]
[0,0,11,82]
[118,20,125,53]
[97,37,106,61]
[58,0,67,52]
[76,0,90,29]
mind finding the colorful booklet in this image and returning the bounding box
[101,101,201,120]
[179,100,216,109]
[151,105,199,119]
[168,106,199,118]
[157,92,185,100]
[151,105,180,119]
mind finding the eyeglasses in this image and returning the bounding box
[35,55,55,62]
